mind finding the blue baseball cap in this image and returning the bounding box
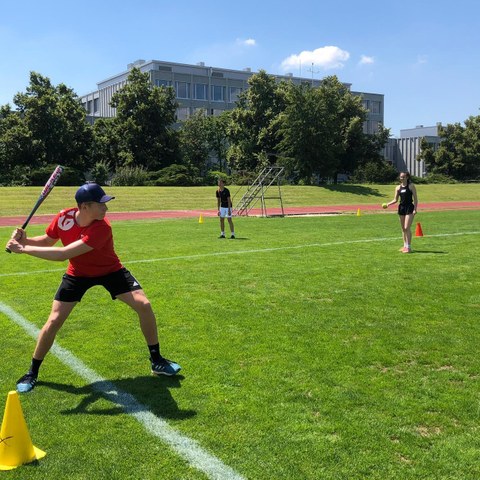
[75,183,115,204]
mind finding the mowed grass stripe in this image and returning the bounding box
[2,230,480,279]
[0,302,245,480]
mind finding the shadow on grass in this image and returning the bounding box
[40,375,195,420]
[412,250,448,254]
[322,184,383,197]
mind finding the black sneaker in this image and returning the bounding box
[16,372,38,393]
[230,234,235,239]
[218,234,225,239]
[151,357,181,376]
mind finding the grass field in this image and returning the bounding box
[1,209,480,479]
[0,183,479,216]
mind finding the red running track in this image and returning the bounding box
[0,201,479,227]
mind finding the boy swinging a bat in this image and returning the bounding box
[6,182,181,393]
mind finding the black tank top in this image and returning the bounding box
[399,184,413,206]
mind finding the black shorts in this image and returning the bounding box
[398,204,415,216]
[54,268,143,302]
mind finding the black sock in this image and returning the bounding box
[30,357,43,376]
[148,343,162,363]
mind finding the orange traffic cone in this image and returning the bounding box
[0,391,46,470]
[415,223,424,237]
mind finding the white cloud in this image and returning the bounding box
[281,46,350,72]
[416,54,428,65]
[236,38,256,47]
[359,55,374,65]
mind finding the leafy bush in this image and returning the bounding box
[150,164,195,186]
[111,165,149,186]
[205,170,231,185]
[349,161,398,184]
[29,165,84,186]
[408,175,428,184]
[230,170,257,185]
[424,173,457,184]
[88,161,111,185]
[1,165,32,186]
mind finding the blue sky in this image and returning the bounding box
[1,0,479,137]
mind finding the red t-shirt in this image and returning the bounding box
[46,207,123,277]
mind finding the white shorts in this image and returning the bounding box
[219,207,232,218]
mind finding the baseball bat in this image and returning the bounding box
[5,165,64,253]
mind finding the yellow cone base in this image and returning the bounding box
[0,391,46,470]
[198,214,204,224]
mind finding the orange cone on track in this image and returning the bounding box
[415,223,424,237]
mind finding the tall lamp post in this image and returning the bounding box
[307,62,320,86]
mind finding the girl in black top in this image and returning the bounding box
[385,171,418,253]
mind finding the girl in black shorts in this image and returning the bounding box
[384,171,418,253]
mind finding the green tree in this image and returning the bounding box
[0,104,35,184]
[177,109,231,180]
[226,70,285,171]
[179,109,211,177]
[276,76,368,183]
[418,137,436,173]
[461,114,480,179]
[207,111,230,172]
[422,123,464,178]
[0,72,93,184]
[107,68,179,170]
[344,123,391,181]
[91,117,121,168]
[417,115,480,181]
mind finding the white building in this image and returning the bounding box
[81,59,384,134]
[385,124,442,177]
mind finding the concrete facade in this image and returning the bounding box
[385,124,442,177]
[80,59,384,134]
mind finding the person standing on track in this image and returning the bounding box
[216,178,235,239]
[385,171,418,253]
[6,182,181,393]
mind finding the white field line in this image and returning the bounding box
[0,267,66,277]
[1,231,479,279]
[0,301,245,480]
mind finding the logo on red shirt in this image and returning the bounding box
[58,212,75,231]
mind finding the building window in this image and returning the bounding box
[362,100,369,110]
[194,83,208,100]
[370,101,381,114]
[87,100,92,113]
[177,107,190,121]
[155,79,172,88]
[93,98,99,113]
[229,87,242,103]
[175,81,190,99]
[211,85,225,102]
